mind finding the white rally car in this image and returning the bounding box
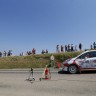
[61,50,96,74]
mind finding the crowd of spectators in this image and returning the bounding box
[19,49,49,56]
[20,48,36,56]
[56,42,96,53]
[56,43,82,53]
[90,42,96,49]
[41,49,48,54]
[0,50,12,57]
[1,42,96,57]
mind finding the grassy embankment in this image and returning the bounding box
[0,51,82,69]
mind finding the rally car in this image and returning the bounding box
[60,50,96,74]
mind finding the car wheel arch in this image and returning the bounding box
[68,64,80,74]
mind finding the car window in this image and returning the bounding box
[77,53,89,59]
[89,51,96,58]
[77,51,96,59]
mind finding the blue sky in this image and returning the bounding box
[0,0,96,55]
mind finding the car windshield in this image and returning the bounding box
[77,52,90,59]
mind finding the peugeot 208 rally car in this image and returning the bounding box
[61,50,96,74]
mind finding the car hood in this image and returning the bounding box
[63,57,81,64]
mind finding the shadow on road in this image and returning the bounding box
[58,70,96,74]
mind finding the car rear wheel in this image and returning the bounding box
[68,65,78,74]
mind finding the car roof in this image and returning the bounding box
[82,50,96,54]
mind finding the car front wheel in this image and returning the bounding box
[68,65,78,74]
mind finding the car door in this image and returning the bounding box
[77,52,91,68]
[81,51,96,69]
[88,51,96,68]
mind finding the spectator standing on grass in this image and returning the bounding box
[26,51,29,55]
[7,50,12,56]
[61,45,64,52]
[32,48,36,54]
[90,45,93,49]
[0,52,2,57]
[71,44,74,51]
[56,45,60,53]
[79,43,82,51]
[28,51,32,55]
[45,49,48,53]
[65,45,67,52]
[41,50,45,54]
[68,44,71,52]
[93,42,96,49]
[75,45,77,51]
[20,52,24,56]
[3,51,7,57]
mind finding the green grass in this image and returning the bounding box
[0,51,82,69]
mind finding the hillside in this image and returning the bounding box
[0,51,82,69]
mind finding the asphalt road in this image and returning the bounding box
[0,69,96,96]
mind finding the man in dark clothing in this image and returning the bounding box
[79,43,82,51]
[93,42,96,49]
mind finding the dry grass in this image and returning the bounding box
[0,52,81,69]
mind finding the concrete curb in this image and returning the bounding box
[0,68,60,73]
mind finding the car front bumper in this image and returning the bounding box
[62,66,68,71]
